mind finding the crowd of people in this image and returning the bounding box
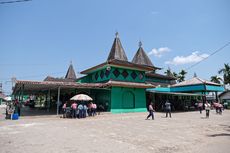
[62,101,99,119]
[146,100,226,120]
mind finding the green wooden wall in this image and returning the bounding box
[77,65,148,113]
[110,87,147,113]
[90,89,111,111]
[79,66,146,83]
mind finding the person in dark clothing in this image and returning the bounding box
[165,100,171,118]
[146,102,154,120]
[14,99,20,116]
[98,104,105,115]
[78,104,83,119]
[83,105,88,118]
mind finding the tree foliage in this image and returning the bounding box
[177,70,187,82]
[210,75,222,84]
[218,63,230,84]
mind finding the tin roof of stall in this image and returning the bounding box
[172,77,221,87]
[147,90,202,96]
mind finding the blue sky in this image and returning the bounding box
[0,0,230,94]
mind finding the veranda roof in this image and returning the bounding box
[13,80,107,94]
[13,80,155,94]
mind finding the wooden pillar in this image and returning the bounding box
[47,89,51,112]
[57,86,61,116]
[215,91,218,102]
[19,87,22,102]
[22,84,24,103]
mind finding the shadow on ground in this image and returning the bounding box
[207,133,230,137]
[20,107,57,116]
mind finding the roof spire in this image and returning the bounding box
[194,72,197,78]
[115,31,119,38]
[132,41,154,66]
[139,41,142,47]
[65,63,77,80]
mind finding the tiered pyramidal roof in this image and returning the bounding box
[44,62,77,82]
[65,63,77,80]
[107,32,128,61]
[132,41,153,67]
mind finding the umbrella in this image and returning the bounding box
[70,94,93,101]
[4,96,12,101]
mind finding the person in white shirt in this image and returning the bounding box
[146,102,154,120]
[204,101,211,118]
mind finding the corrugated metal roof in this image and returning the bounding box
[147,90,202,96]
[43,76,76,82]
[13,80,155,94]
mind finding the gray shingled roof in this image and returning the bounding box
[44,64,77,82]
[146,72,176,80]
[65,63,77,80]
[44,76,76,82]
[107,33,128,61]
[132,44,153,66]
[172,77,222,87]
[13,80,155,94]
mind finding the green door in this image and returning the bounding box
[122,91,135,108]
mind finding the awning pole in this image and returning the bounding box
[47,89,51,112]
[57,86,61,116]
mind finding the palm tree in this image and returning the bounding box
[218,63,230,84]
[164,68,172,76]
[210,75,222,84]
[172,72,178,78]
[178,69,187,82]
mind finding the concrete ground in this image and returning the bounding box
[0,105,230,153]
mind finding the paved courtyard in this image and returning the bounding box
[0,106,230,153]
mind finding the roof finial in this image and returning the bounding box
[194,72,197,77]
[115,31,119,38]
[168,66,171,71]
[70,60,72,65]
[139,41,142,47]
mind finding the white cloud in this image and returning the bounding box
[165,51,209,65]
[148,47,171,57]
